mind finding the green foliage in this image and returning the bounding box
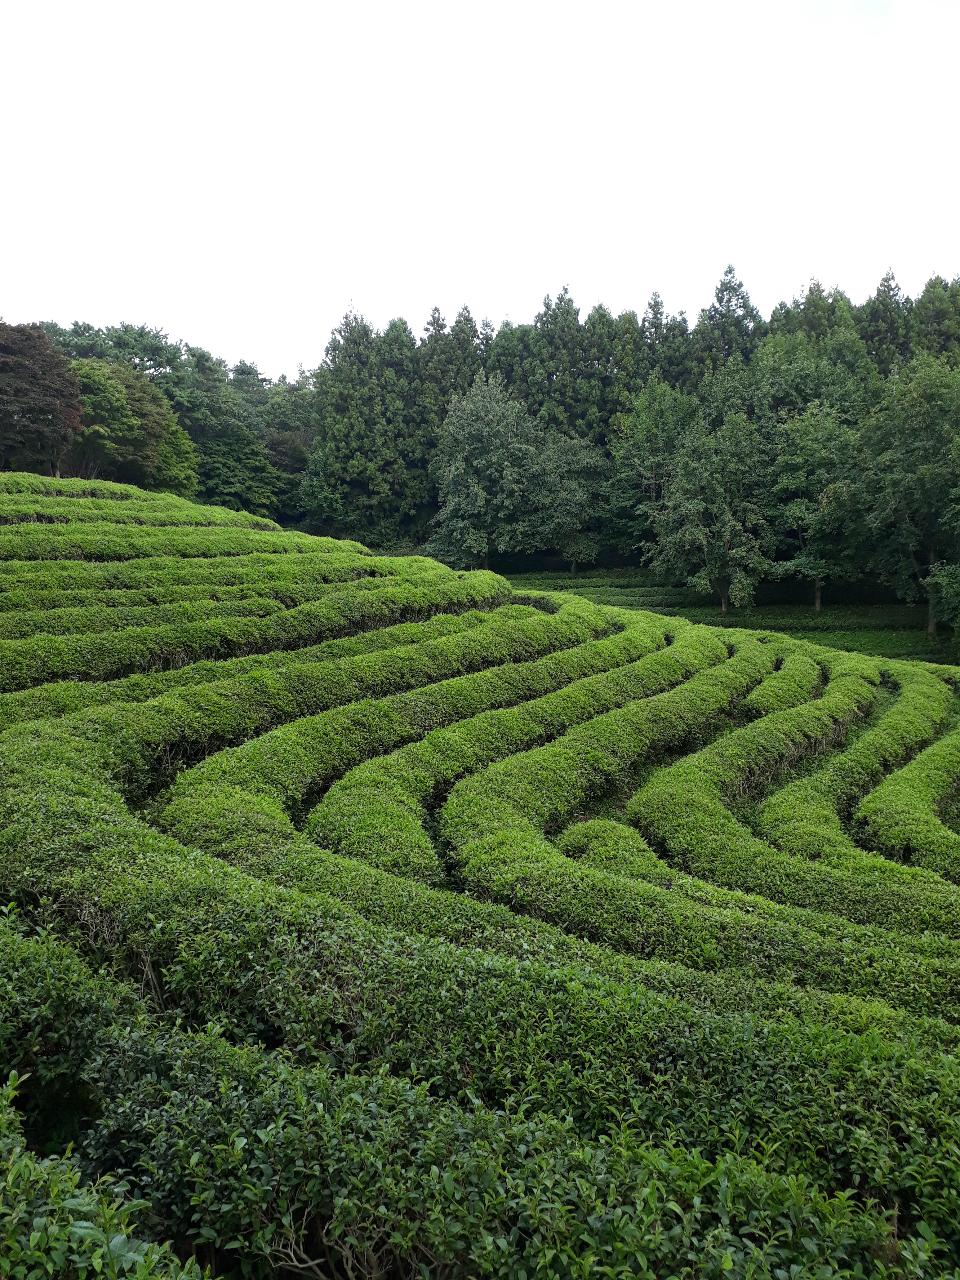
[855,270,913,376]
[648,410,777,609]
[429,372,587,566]
[861,354,960,623]
[912,275,960,361]
[69,360,198,497]
[691,265,764,376]
[301,313,425,543]
[0,324,82,476]
[23,268,960,614]
[0,1077,206,1280]
[15,266,960,1275]
[772,402,864,602]
[608,375,703,550]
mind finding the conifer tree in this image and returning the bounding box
[855,271,913,375]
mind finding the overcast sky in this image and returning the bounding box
[4,0,958,378]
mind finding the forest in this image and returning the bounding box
[2,266,960,627]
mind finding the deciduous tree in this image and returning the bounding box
[0,323,81,476]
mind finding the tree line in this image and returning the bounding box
[2,266,960,627]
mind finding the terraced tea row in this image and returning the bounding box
[508,569,953,662]
[3,476,960,1279]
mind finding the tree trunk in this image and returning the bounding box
[814,579,823,612]
[928,593,938,637]
[720,590,729,615]
[570,560,578,576]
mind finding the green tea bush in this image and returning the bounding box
[0,493,278,529]
[3,924,922,1280]
[857,726,960,880]
[0,521,353,563]
[0,570,511,691]
[758,664,954,865]
[4,474,960,1276]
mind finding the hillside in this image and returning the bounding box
[2,473,960,1278]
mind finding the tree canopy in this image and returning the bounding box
[3,264,959,622]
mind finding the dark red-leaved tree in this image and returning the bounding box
[0,322,82,476]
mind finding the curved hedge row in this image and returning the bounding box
[5,921,923,1280]
[742,645,823,714]
[0,594,289,641]
[857,726,960,880]
[0,570,511,692]
[4,474,960,1276]
[0,546,378,592]
[6,757,960,1254]
[0,559,459,641]
[0,521,357,563]
[0,610,489,730]
[758,663,955,868]
[0,492,278,529]
[629,652,960,937]
[302,616,686,881]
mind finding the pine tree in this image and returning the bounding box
[642,293,693,388]
[855,271,912,375]
[691,265,764,378]
[302,314,422,543]
[911,276,960,360]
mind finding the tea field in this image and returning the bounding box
[506,570,955,663]
[3,474,960,1278]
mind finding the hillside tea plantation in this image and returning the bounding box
[4,475,960,1280]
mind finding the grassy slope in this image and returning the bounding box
[2,475,960,1279]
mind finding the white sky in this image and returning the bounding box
[3,0,959,379]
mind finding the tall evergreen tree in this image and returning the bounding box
[911,276,960,361]
[259,375,320,524]
[642,292,693,388]
[302,314,422,543]
[609,310,650,433]
[691,266,764,378]
[580,304,620,448]
[769,281,856,342]
[414,307,482,520]
[855,271,913,376]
